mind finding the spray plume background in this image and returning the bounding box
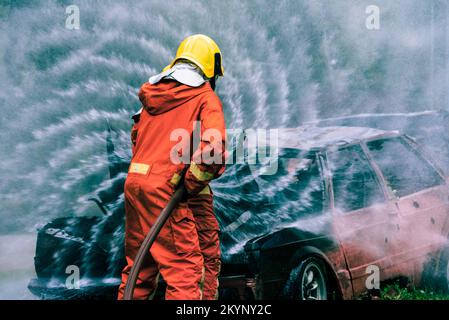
[1,0,448,232]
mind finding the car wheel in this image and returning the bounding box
[284,256,329,300]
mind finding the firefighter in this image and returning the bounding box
[117,34,226,300]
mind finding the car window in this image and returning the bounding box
[366,137,445,198]
[328,144,385,213]
[249,148,326,220]
[214,148,326,256]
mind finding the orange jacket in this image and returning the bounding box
[131,80,226,194]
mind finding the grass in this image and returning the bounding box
[359,277,449,300]
[379,283,449,300]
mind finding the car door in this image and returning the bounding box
[327,143,401,295]
[365,136,449,282]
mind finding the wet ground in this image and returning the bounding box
[0,234,37,299]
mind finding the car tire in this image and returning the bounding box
[283,256,330,300]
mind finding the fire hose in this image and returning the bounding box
[123,183,187,300]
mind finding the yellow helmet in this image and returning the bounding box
[165,34,224,79]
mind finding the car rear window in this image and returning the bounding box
[213,148,326,243]
[214,148,327,225]
[366,137,445,198]
[327,144,385,213]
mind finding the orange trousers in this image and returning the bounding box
[117,173,204,300]
[189,187,221,300]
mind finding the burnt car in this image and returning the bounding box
[28,125,449,300]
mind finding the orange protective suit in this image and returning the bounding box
[117,79,226,300]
